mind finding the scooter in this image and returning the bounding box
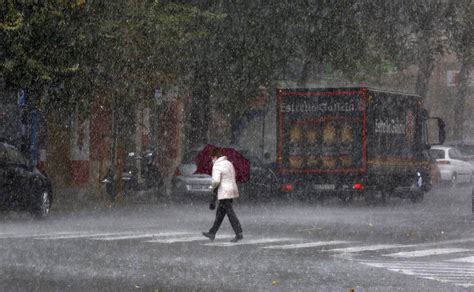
[102,151,161,199]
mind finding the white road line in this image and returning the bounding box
[90,232,190,241]
[388,267,474,275]
[35,231,139,240]
[146,235,234,243]
[204,238,295,247]
[385,270,474,280]
[457,283,474,288]
[329,244,408,253]
[362,262,474,288]
[365,262,474,272]
[262,240,353,250]
[0,231,89,239]
[295,227,323,232]
[383,265,474,272]
[359,260,474,267]
[415,237,474,247]
[384,248,470,258]
[448,256,474,264]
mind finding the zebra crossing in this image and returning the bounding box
[1,230,473,288]
[360,261,474,288]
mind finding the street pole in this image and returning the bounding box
[110,94,117,199]
[136,101,143,186]
[261,111,265,161]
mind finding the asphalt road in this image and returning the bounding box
[0,185,473,291]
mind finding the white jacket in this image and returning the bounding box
[210,156,239,200]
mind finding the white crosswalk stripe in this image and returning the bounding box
[4,228,474,289]
[204,238,294,247]
[384,248,470,258]
[262,240,353,250]
[0,231,91,239]
[146,234,234,243]
[90,232,188,241]
[328,244,410,253]
[35,231,139,240]
[448,256,474,263]
[361,261,474,288]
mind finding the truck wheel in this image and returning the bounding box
[380,190,388,204]
[364,192,377,205]
[338,193,353,204]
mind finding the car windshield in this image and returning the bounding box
[429,149,445,160]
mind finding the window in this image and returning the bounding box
[448,148,463,160]
[429,149,445,160]
[6,147,27,165]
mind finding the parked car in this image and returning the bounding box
[0,141,52,218]
[172,148,213,196]
[238,151,279,200]
[429,145,473,186]
[171,147,279,200]
[445,140,474,167]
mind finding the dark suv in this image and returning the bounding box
[0,141,52,218]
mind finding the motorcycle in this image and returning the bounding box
[102,150,161,199]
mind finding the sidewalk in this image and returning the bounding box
[52,186,164,213]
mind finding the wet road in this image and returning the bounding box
[0,185,473,291]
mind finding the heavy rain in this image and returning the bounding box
[0,1,473,291]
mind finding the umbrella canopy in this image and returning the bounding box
[195,144,250,183]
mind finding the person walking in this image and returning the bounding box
[202,148,243,243]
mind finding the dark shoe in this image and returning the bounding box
[202,232,215,241]
[230,233,243,243]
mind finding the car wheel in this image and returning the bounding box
[33,189,51,219]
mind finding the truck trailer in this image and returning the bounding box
[237,87,446,202]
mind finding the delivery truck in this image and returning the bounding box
[237,87,446,202]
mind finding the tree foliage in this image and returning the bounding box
[2,1,471,140]
[1,1,85,102]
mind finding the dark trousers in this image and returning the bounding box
[209,199,242,235]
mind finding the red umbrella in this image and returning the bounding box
[195,144,250,183]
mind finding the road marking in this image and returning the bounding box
[295,227,323,232]
[384,248,470,258]
[0,231,90,239]
[415,237,474,247]
[372,263,474,272]
[35,231,139,240]
[262,240,353,250]
[146,235,234,243]
[90,232,190,241]
[204,238,295,247]
[329,244,408,253]
[448,256,474,263]
[362,261,474,288]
